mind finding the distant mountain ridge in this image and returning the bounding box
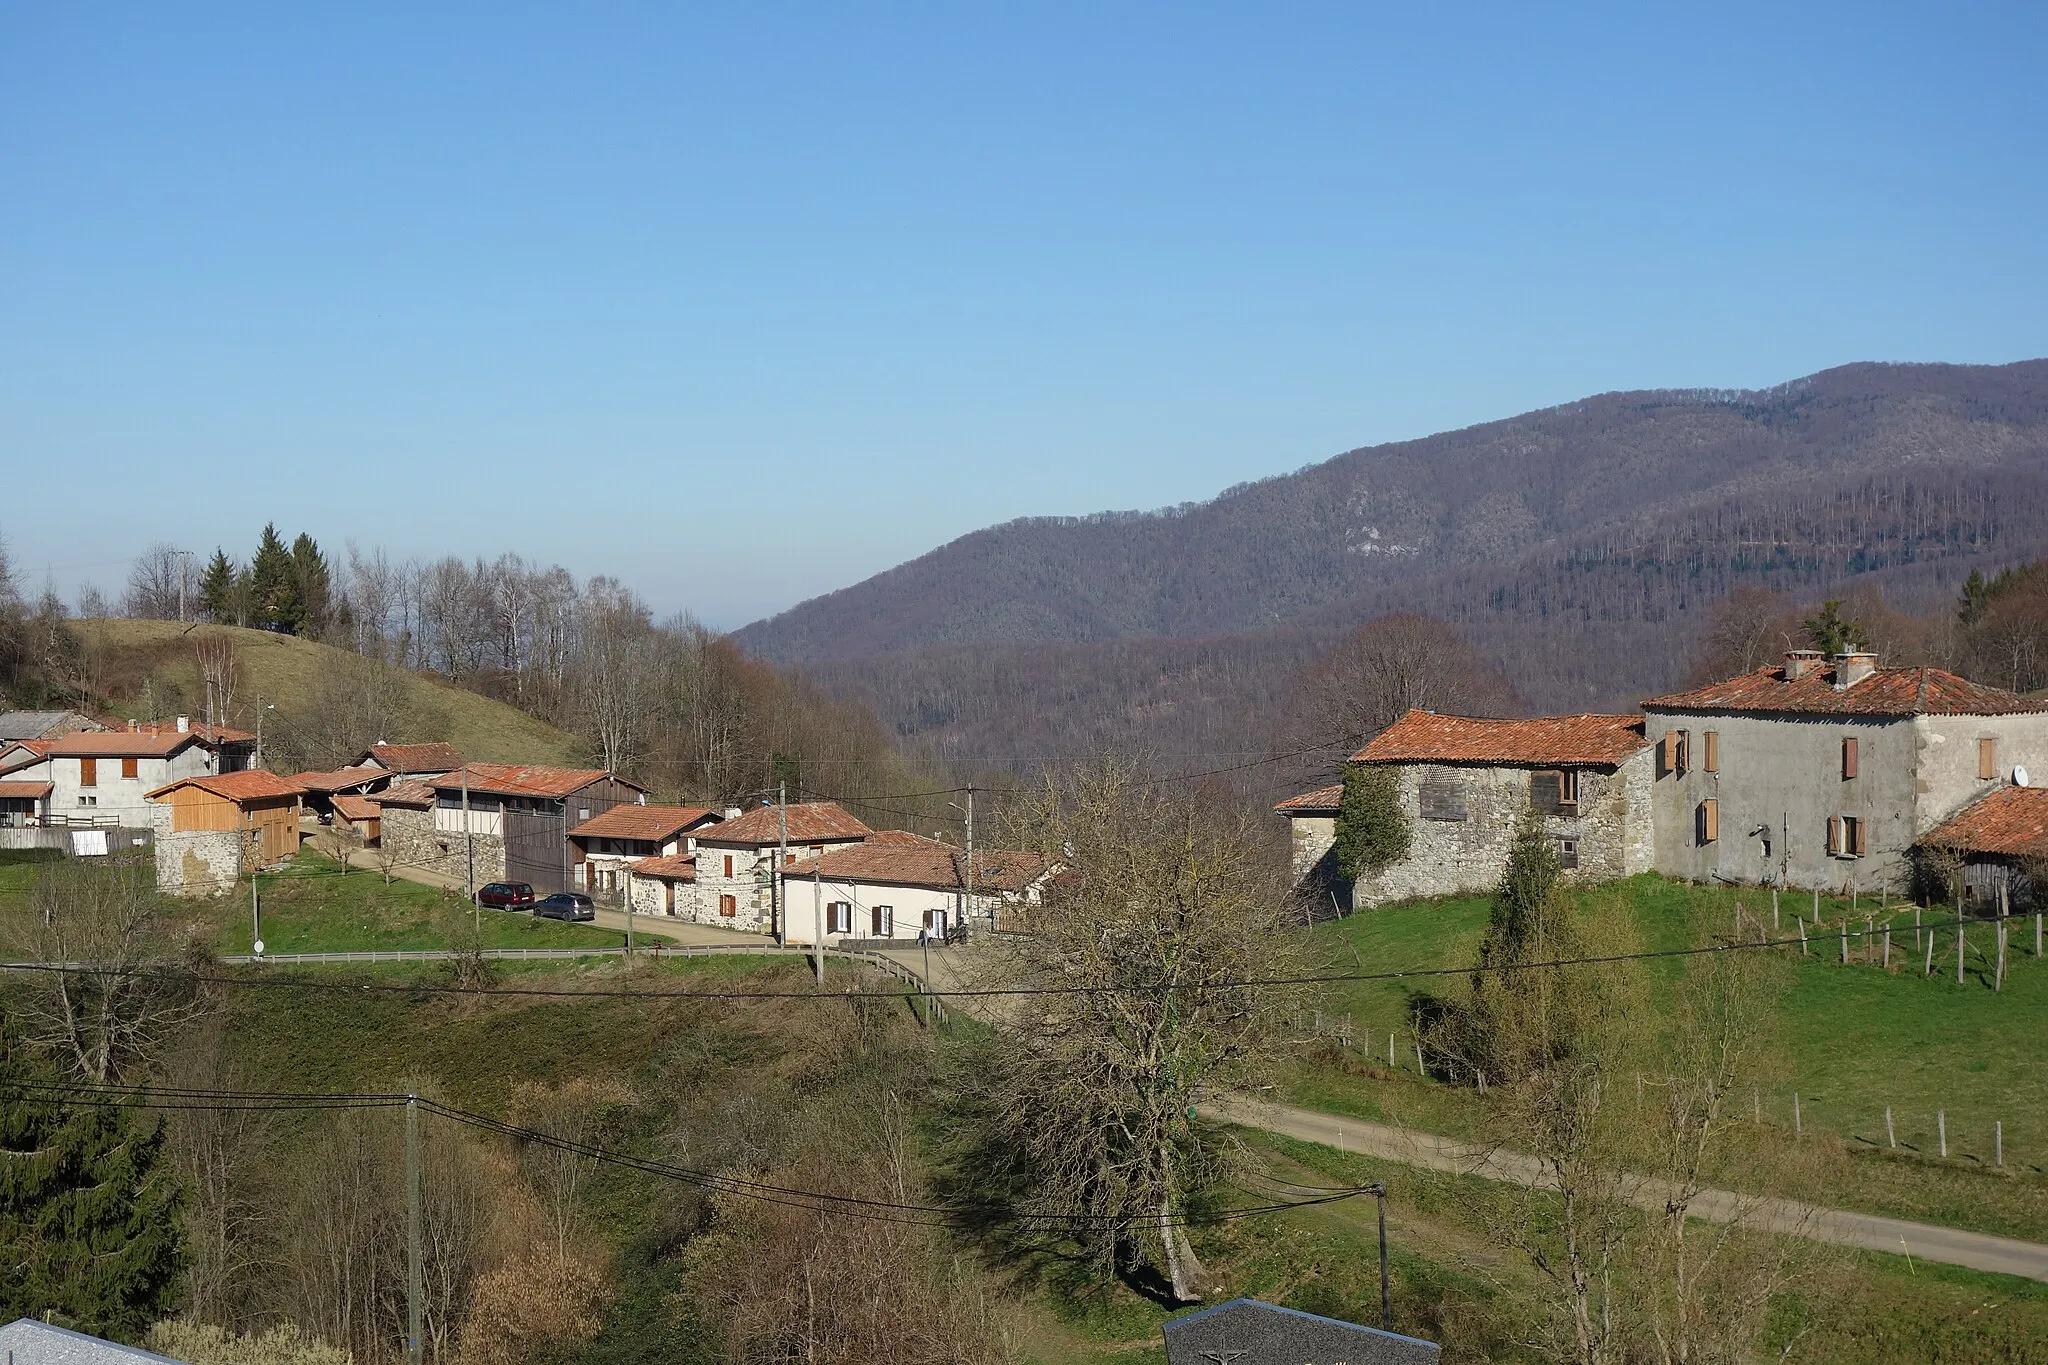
[735,361,2048,767]
[737,361,2048,668]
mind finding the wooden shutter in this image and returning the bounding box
[1826,816,1841,855]
[719,894,736,918]
[80,757,96,787]
[1702,731,1718,773]
[1841,737,1858,780]
[1849,818,1868,857]
[121,757,138,779]
[1699,798,1718,844]
[1980,738,1998,780]
[1419,774,1467,821]
[723,854,734,878]
[1530,771,1565,815]
[871,904,884,936]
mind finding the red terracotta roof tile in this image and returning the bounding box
[1355,710,1649,767]
[45,721,252,758]
[331,794,382,823]
[1923,786,2048,858]
[372,780,438,808]
[289,768,391,794]
[1275,784,1344,814]
[356,742,465,774]
[147,770,305,803]
[430,763,646,800]
[0,781,53,800]
[570,804,722,842]
[627,853,698,879]
[696,801,872,846]
[1644,663,2047,717]
[782,841,1048,893]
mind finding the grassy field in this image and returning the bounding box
[1287,874,2048,1241]
[69,618,584,767]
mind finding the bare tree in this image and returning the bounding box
[964,759,1307,1301]
[575,578,654,775]
[1282,613,1523,777]
[162,1014,282,1325]
[76,581,112,620]
[194,631,241,731]
[507,1075,637,1257]
[124,542,190,620]
[2,857,200,1083]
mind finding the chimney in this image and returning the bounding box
[129,719,140,733]
[724,807,743,820]
[1834,651,1878,689]
[1783,650,1822,681]
[175,715,190,733]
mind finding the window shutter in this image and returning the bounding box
[1661,731,1676,773]
[1826,816,1841,855]
[80,757,96,787]
[1842,737,1858,780]
[724,855,734,878]
[1701,798,1719,843]
[1702,731,1719,773]
[1980,738,1998,781]
[871,904,883,936]
[1850,818,1868,857]
[1676,731,1690,773]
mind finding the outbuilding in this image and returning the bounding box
[147,769,305,895]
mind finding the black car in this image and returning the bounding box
[532,892,597,922]
[475,882,536,910]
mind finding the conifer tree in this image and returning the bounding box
[289,532,331,638]
[246,524,301,633]
[1800,598,1868,655]
[199,549,240,625]
[0,1026,183,1337]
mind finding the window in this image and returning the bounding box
[1531,770,1578,815]
[719,894,737,918]
[1662,730,1690,775]
[923,908,946,934]
[1697,798,1718,844]
[1841,736,1858,780]
[121,757,138,780]
[1849,817,1867,856]
[1557,837,1580,870]
[871,904,894,936]
[80,758,97,787]
[1419,773,1467,821]
[1702,731,1719,773]
[785,852,796,866]
[827,901,852,935]
[1826,815,1864,856]
[723,854,734,878]
[1980,737,1999,781]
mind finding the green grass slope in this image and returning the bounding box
[70,618,583,766]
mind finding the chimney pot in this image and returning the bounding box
[129,719,139,733]
[1833,651,1878,689]
[1783,650,1822,681]
[175,715,190,733]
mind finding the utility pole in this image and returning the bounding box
[1371,1181,1391,1332]
[813,864,823,986]
[963,783,974,938]
[625,869,634,957]
[776,782,788,944]
[250,873,263,955]
[253,697,272,772]
[462,766,476,930]
[405,1091,423,1365]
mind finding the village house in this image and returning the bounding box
[568,803,723,903]
[622,852,699,917]
[1920,783,2048,911]
[349,741,465,781]
[688,801,873,933]
[1641,651,2048,893]
[148,769,305,895]
[330,793,384,847]
[0,719,256,832]
[0,710,106,742]
[777,831,1050,945]
[1277,709,1655,908]
[0,777,53,830]
[287,766,393,821]
[376,762,648,894]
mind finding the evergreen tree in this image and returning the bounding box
[0,1027,183,1338]
[1331,762,1409,880]
[199,550,239,625]
[289,533,331,638]
[1459,810,1592,1081]
[1957,569,1990,628]
[1800,598,1869,656]
[246,524,301,633]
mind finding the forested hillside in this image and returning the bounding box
[741,361,2048,761]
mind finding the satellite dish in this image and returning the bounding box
[2014,767,2030,789]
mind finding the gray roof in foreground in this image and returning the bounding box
[0,711,80,741]
[0,1320,187,1365]
[1163,1297,1441,1364]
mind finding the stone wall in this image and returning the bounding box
[152,804,247,898]
[1288,814,1336,884]
[1352,753,1652,908]
[690,847,773,931]
[380,805,506,886]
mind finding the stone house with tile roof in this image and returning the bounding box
[1643,650,2048,894]
[147,769,305,895]
[1276,709,1656,908]
[377,763,649,894]
[686,801,873,934]
[1,720,256,831]
[568,803,723,903]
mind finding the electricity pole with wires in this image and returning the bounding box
[463,765,476,933]
[776,782,788,943]
[405,1090,424,1365]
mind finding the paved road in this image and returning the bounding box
[1203,1095,2048,1283]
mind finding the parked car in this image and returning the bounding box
[532,892,596,922]
[475,882,536,910]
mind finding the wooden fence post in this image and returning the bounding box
[1883,923,1891,969]
[1925,927,1935,976]
[1938,1109,1947,1158]
[1793,1093,1802,1138]
[1885,1105,1896,1148]
[1840,921,1848,965]
[1772,886,1780,930]
[1996,1120,2004,1168]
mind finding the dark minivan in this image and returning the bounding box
[475,882,536,910]
[532,892,597,922]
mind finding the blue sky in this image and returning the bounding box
[3,3,2045,627]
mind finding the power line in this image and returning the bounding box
[0,906,2013,1003]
